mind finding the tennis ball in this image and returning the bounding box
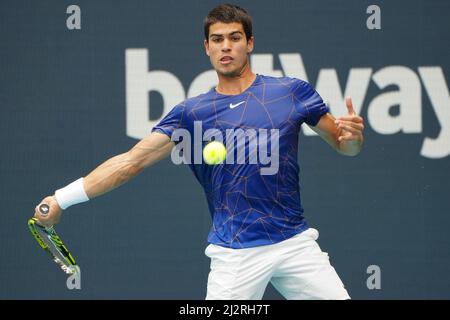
[203,141,227,165]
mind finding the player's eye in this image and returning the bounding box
[231,37,241,41]
[212,38,222,43]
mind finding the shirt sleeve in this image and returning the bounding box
[151,103,186,138]
[292,79,330,127]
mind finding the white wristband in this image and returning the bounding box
[54,177,89,210]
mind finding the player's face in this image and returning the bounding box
[204,22,254,77]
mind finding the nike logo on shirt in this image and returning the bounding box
[229,101,245,109]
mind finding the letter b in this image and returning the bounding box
[125,49,185,139]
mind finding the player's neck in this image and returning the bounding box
[215,66,256,96]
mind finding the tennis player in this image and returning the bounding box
[35,4,364,299]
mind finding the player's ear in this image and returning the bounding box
[247,36,254,54]
[204,39,210,56]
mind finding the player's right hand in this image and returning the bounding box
[34,196,62,228]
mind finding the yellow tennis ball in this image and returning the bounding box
[203,141,226,165]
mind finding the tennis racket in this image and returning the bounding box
[28,204,78,275]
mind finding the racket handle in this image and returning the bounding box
[39,204,50,216]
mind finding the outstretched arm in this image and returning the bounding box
[310,97,364,156]
[34,132,174,227]
[84,132,173,199]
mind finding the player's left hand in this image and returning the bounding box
[334,97,364,143]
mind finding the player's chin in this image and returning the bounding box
[216,67,241,78]
[219,71,236,77]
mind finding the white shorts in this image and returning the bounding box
[205,228,350,300]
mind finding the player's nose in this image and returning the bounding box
[221,39,231,51]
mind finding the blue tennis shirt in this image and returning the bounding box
[152,74,329,248]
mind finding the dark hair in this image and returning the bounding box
[204,4,253,41]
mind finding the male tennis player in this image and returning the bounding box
[35,4,364,299]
